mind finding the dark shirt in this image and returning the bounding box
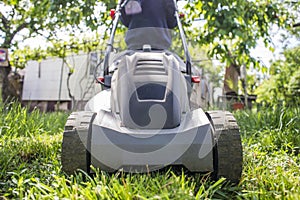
[120,0,177,50]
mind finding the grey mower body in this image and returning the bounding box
[84,51,214,172]
[62,50,243,183]
[61,0,243,183]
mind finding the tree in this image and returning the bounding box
[184,0,295,67]
[1,0,298,102]
[179,0,297,101]
[255,45,300,106]
[0,0,109,48]
[0,0,109,101]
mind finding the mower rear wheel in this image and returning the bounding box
[207,110,243,184]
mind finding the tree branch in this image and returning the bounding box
[0,24,5,32]
[293,22,300,28]
[0,11,10,31]
[12,22,29,37]
[3,22,30,47]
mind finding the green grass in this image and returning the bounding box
[0,102,299,199]
[235,107,300,199]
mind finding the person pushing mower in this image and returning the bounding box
[120,0,177,50]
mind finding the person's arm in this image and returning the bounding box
[120,0,132,27]
[165,0,177,29]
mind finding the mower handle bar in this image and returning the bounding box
[99,0,192,87]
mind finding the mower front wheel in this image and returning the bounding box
[61,111,96,175]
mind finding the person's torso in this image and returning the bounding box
[128,0,168,29]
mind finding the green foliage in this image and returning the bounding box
[9,47,48,69]
[255,45,300,106]
[2,0,298,70]
[185,0,295,67]
[0,0,111,49]
[289,1,300,37]
[288,69,300,97]
[0,102,299,199]
[10,34,106,69]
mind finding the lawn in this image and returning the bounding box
[0,102,299,199]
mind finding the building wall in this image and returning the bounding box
[22,52,101,102]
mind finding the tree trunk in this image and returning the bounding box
[0,66,13,103]
[223,63,240,97]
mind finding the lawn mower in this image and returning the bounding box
[61,0,243,183]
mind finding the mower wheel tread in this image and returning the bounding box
[61,111,96,175]
[207,110,243,184]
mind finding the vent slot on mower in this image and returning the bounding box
[135,59,166,75]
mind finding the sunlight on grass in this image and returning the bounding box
[0,102,299,199]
